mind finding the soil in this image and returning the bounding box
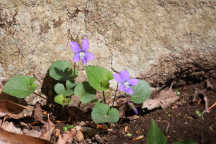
[0,75,216,144]
[91,79,216,144]
[107,80,216,144]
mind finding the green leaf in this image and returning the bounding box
[85,65,113,91]
[131,80,151,104]
[91,103,119,124]
[54,83,74,96]
[49,60,75,81]
[66,80,76,89]
[3,75,37,98]
[106,108,120,123]
[63,125,74,132]
[74,82,96,104]
[54,83,66,94]
[54,94,70,106]
[173,140,197,144]
[147,120,167,144]
[63,89,74,96]
[195,110,201,117]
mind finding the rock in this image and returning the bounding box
[0,0,215,87]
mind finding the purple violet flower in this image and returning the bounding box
[113,70,139,95]
[70,38,94,65]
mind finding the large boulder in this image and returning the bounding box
[0,0,215,85]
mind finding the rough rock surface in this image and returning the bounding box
[0,0,216,84]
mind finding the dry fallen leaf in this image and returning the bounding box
[142,83,179,110]
[75,129,84,142]
[33,102,46,124]
[23,129,42,138]
[95,134,104,143]
[206,79,214,89]
[0,100,33,120]
[0,127,51,144]
[1,121,22,134]
[56,128,76,144]
[132,135,144,141]
[128,115,139,121]
[40,118,55,141]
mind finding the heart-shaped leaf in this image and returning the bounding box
[54,83,66,94]
[49,60,76,81]
[3,75,37,98]
[131,80,151,104]
[91,103,119,124]
[74,82,96,104]
[85,66,113,91]
[147,120,167,144]
[54,94,70,106]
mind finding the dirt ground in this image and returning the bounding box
[69,77,214,144]
[106,79,216,144]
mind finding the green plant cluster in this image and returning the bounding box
[2,59,150,123]
[2,37,151,124]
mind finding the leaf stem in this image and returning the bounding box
[73,63,76,78]
[103,91,106,103]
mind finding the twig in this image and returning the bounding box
[208,101,216,111]
[201,96,210,119]
[165,122,170,133]
[33,92,47,99]
[203,96,210,113]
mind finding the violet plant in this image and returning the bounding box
[113,70,139,114]
[2,38,151,124]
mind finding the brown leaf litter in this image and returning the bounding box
[0,100,33,121]
[142,83,179,110]
[0,127,51,144]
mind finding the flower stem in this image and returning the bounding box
[112,83,119,106]
[73,63,76,78]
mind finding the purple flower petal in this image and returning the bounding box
[82,57,88,65]
[125,88,133,95]
[119,70,130,81]
[132,107,138,115]
[119,84,126,92]
[85,52,94,61]
[82,38,89,51]
[128,103,138,115]
[73,53,80,62]
[70,41,81,53]
[128,79,139,86]
[114,73,124,83]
